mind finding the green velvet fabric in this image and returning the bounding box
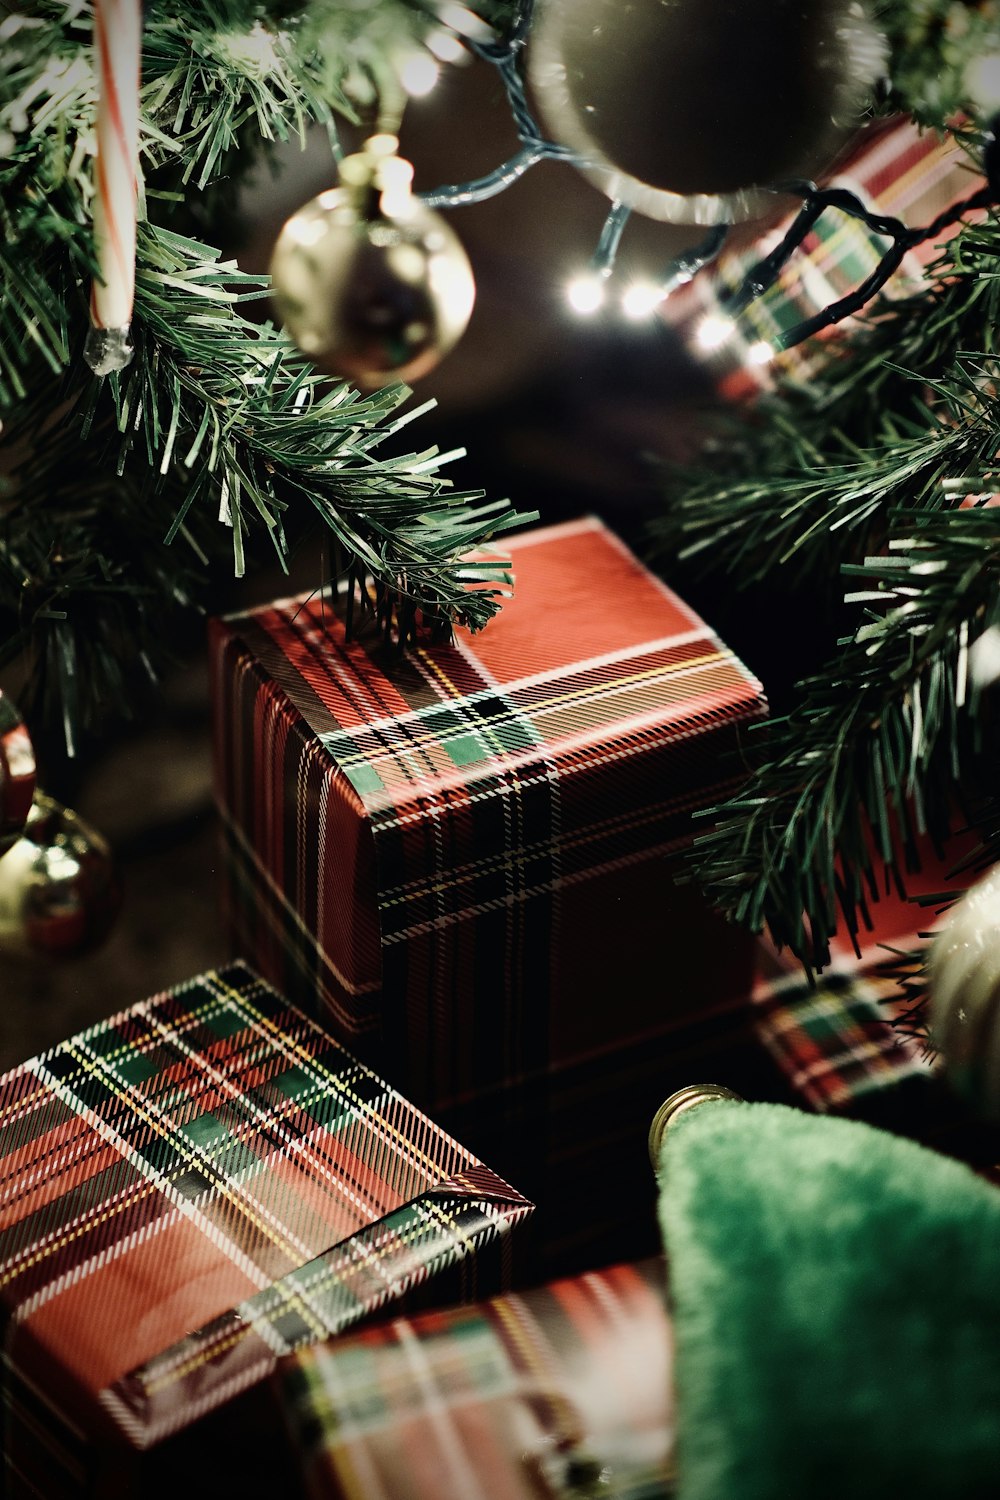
[658,1101,1000,1500]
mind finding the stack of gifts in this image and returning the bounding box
[5,522,992,1492]
[275,1094,1000,1500]
[210,517,770,1272]
[5,122,989,1489]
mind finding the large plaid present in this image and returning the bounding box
[278,1258,672,1500]
[662,118,981,399]
[210,517,766,1269]
[0,962,530,1497]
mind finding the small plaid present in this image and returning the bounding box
[0,962,530,1497]
[747,862,958,1115]
[210,517,766,1269]
[750,953,931,1114]
[278,1258,673,1500]
[663,117,982,399]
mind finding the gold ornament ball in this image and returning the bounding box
[0,794,121,958]
[0,690,36,858]
[929,865,1000,1121]
[529,0,887,225]
[270,139,475,388]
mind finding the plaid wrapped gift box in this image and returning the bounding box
[210,517,766,1270]
[750,938,932,1116]
[746,842,980,1116]
[662,118,982,399]
[278,1258,672,1500]
[0,961,530,1498]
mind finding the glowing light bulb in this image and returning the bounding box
[621,282,664,320]
[216,20,282,75]
[400,52,440,97]
[696,315,736,350]
[748,340,774,366]
[567,274,606,314]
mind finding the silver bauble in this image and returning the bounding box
[0,691,36,858]
[270,135,475,388]
[529,0,888,225]
[929,865,1000,1121]
[0,794,121,957]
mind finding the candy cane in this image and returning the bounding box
[84,0,142,376]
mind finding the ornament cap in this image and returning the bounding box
[340,136,412,188]
[648,1083,744,1169]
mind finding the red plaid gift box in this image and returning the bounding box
[746,841,988,1122]
[662,118,981,400]
[0,962,530,1497]
[210,517,767,1271]
[278,1258,672,1500]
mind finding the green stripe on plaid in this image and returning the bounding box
[279,1259,673,1500]
[0,962,530,1483]
[751,964,932,1112]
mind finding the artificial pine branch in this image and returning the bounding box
[651,206,1000,590]
[873,0,1000,126]
[688,502,1000,969]
[0,0,524,748]
[650,3,1000,971]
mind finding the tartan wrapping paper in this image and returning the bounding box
[210,516,766,1118]
[749,943,932,1114]
[0,961,530,1496]
[210,517,766,1272]
[746,858,964,1113]
[278,1258,673,1500]
[662,118,982,399]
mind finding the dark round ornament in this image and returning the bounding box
[0,691,36,859]
[270,136,475,388]
[529,0,887,224]
[0,794,121,958]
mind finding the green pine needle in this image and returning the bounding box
[0,0,528,746]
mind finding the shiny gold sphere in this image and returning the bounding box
[0,794,121,957]
[0,690,36,859]
[270,177,476,388]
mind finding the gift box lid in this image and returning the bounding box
[0,962,531,1455]
[218,516,764,815]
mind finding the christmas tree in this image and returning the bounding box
[3,0,1000,1003]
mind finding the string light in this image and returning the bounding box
[415,0,995,355]
[566,273,606,314]
[748,340,774,365]
[696,315,736,350]
[621,282,664,320]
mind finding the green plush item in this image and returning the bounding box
[658,1101,1000,1500]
